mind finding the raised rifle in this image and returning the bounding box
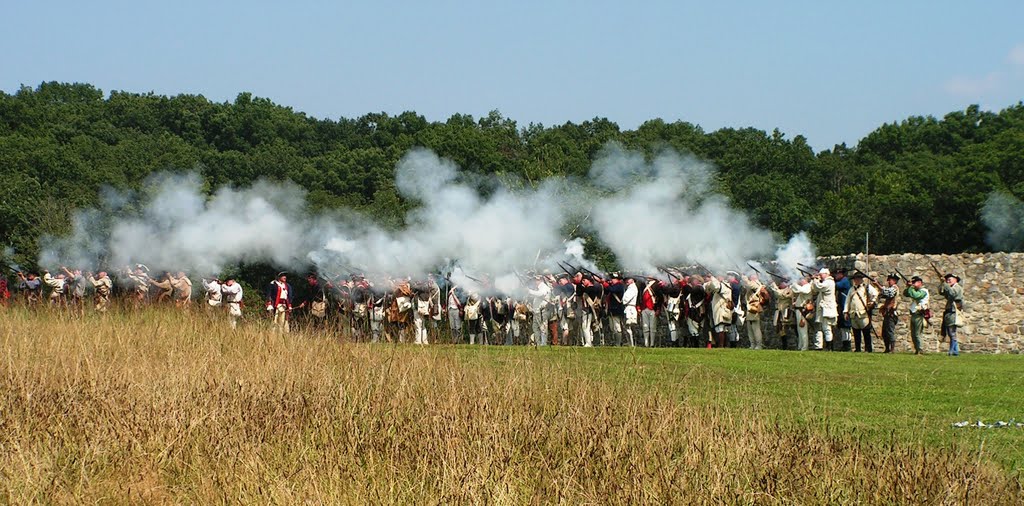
[854,268,877,284]
[795,266,815,277]
[930,262,944,280]
[765,270,788,282]
[693,262,713,276]
[580,267,603,280]
[894,269,910,284]
[658,266,679,282]
[746,262,763,275]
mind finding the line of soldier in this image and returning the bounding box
[2,262,966,355]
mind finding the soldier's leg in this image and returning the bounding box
[910,315,924,353]
[821,317,835,349]
[750,319,764,350]
[610,316,623,346]
[947,324,959,356]
[667,317,678,346]
[580,313,592,347]
[795,312,808,350]
[413,313,424,345]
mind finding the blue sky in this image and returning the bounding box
[4,1,1023,150]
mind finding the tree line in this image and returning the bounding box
[2,81,1022,271]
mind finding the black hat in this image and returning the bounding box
[276,271,288,279]
[835,268,847,275]
[851,271,865,279]
[911,276,923,283]
[886,273,900,282]
[610,272,622,280]
[944,273,961,283]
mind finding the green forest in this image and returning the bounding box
[2,82,1023,270]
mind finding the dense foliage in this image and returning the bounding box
[2,82,1022,270]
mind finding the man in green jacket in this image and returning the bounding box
[902,276,929,354]
[938,273,964,356]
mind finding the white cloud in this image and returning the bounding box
[1008,43,1024,65]
[943,72,1002,97]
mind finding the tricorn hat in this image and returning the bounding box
[911,275,923,283]
[276,271,288,279]
[886,273,900,282]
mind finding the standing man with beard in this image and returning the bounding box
[811,268,838,351]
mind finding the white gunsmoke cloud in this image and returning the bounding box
[39,173,310,276]
[39,145,822,285]
[308,148,574,281]
[588,143,775,272]
[982,191,1024,252]
[773,232,818,280]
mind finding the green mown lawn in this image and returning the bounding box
[464,346,1024,472]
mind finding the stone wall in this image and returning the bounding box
[812,252,1023,354]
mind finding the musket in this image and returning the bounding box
[558,261,578,275]
[894,269,910,284]
[765,270,788,282]
[746,262,763,274]
[795,266,815,277]
[930,262,944,279]
[694,262,713,276]
[854,268,877,284]
[797,262,819,272]
[658,266,679,282]
[580,266,603,280]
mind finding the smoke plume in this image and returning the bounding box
[982,191,1024,252]
[589,143,775,272]
[38,144,819,288]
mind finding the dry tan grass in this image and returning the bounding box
[1,308,1020,504]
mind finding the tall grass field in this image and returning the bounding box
[1,307,1021,503]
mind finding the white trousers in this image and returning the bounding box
[641,309,657,347]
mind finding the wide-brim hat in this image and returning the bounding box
[911,276,923,283]
[944,273,961,283]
